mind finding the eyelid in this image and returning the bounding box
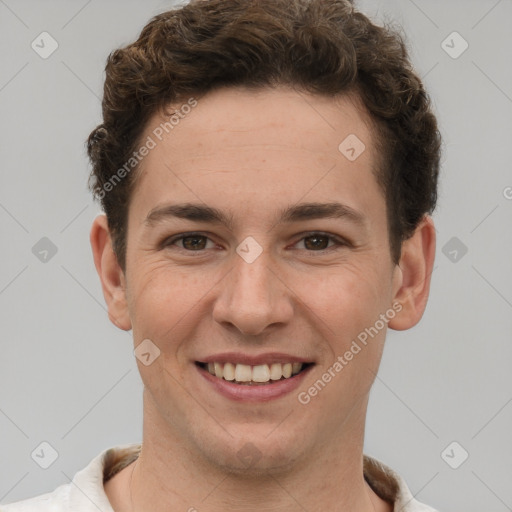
[161,231,349,253]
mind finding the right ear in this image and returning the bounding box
[90,214,132,331]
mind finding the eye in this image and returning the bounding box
[292,232,347,252]
[161,231,348,253]
[162,232,215,251]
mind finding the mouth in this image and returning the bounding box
[195,361,314,386]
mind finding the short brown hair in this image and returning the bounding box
[87,0,441,270]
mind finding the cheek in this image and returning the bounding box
[303,260,389,338]
[126,261,217,352]
[126,264,205,397]
[299,261,391,395]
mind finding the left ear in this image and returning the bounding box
[388,215,436,331]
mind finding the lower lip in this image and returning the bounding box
[196,364,314,402]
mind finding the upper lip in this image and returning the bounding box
[196,352,314,366]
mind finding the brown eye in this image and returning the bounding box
[303,234,331,250]
[162,233,215,251]
[180,235,208,250]
[295,232,346,252]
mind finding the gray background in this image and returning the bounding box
[0,0,511,510]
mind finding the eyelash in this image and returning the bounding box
[161,231,349,254]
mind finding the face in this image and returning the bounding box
[108,86,407,472]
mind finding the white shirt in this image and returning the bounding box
[1,444,439,511]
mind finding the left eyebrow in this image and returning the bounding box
[144,201,367,231]
[277,202,367,227]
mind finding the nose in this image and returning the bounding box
[212,247,294,337]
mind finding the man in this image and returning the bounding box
[2,0,440,510]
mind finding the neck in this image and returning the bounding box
[124,392,387,512]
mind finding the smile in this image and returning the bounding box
[196,361,312,385]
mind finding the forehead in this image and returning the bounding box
[129,86,383,228]
[153,86,373,156]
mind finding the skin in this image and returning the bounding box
[92,86,436,511]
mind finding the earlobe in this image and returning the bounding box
[90,214,132,331]
[388,215,436,331]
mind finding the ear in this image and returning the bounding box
[90,214,132,331]
[388,215,436,331]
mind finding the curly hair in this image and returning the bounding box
[87,0,441,270]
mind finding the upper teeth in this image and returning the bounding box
[206,362,303,383]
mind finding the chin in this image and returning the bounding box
[194,426,308,476]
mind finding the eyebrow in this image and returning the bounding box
[144,201,367,231]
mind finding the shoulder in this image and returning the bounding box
[1,444,141,512]
[363,454,439,512]
[0,485,70,511]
